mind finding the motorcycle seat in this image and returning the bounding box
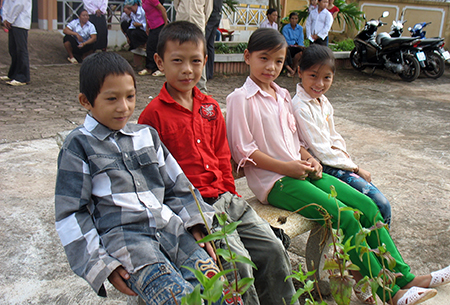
[377,34,417,47]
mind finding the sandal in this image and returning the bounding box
[354,281,375,304]
[397,287,437,305]
[430,265,450,288]
[152,70,165,77]
[138,69,151,76]
[67,57,78,64]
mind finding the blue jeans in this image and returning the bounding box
[126,248,222,305]
[322,165,391,226]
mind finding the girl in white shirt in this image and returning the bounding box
[291,44,392,228]
[226,28,449,305]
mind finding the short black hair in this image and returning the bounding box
[299,44,336,73]
[266,8,277,16]
[289,12,299,19]
[247,28,287,54]
[79,52,136,106]
[156,21,206,60]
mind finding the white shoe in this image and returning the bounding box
[430,265,450,288]
[6,80,27,86]
[0,76,11,81]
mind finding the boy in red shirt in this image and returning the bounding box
[138,21,298,305]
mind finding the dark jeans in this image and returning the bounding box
[89,14,108,50]
[145,24,164,72]
[205,17,221,79]
[8,26,30,83]
[322,165,392,226]
[310,37,328,46]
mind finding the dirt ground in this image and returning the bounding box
[1,29,450,304]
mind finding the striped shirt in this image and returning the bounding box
[55,114,215,296]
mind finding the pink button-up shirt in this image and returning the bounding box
[226,77,302,203]
[292,84,357,171]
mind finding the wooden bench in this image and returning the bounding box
[55,128,331,305]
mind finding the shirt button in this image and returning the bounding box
[206,164,209,169]
[136,181,140,186]
[124,153,128,158]
[197,139,201,143]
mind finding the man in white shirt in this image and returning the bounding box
[305,0,333,46]
[1,0,32,86]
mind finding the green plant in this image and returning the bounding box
[215,42,248,54]
[329,38,355,51]
[223,0,239,15]
[286,267,327,305]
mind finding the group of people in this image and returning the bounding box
[260,0,339,77]
[56,18,450,305]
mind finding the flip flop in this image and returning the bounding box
[152,70,165,77]
[6,80,27,86]
[0,76,11,81]
[430,265,450,288]
[67,57,78,64]
[397,287,437,305]
[138,69,151,76]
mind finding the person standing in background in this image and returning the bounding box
[173,0,212,94]
[305,0,332,46]
[83,0,108,51]
[138,0,167,76]
[1,0,31,86]
[204,0,223,80]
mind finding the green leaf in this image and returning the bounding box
[181,285,202,305]
[216,248,232,260]
[234,255,257,269]
[202,278,225,302]
[197,231,224,243]
[237,277,255,294]
[291,288,306,304]
[323,259,340,270]
[217,212,228,225]
[346,263,360,271]
[223,221,242,235]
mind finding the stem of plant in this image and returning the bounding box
[189,185,224,271]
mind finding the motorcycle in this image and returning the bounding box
[391,20,448,79]
[350,11,421,82]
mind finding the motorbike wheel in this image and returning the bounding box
[423,51,445,79]
[398,53,420,82]
[350,48,366,71]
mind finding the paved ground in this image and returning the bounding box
[1,29,450,304]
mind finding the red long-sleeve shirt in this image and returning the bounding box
[138,84,237,198]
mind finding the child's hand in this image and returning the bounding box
[283,160,314,180]
[190,225,217,261]
[357,168,371,183]
[108,266,138,296]
[308,158,323,180]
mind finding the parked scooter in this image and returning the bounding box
[408,21,450,63]
[391,19,448,79]
[350,11,421,82]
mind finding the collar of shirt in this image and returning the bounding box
[157,82,206,110]
[244,76,290,102]
[84,114,137,141]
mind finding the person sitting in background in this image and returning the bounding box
[260,8,278,30]
[120,5,131,39]
[124,0,147,51]
[282,12,304,77]
[63,8,97,64]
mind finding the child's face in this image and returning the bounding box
[79,73,136,130]
[155,40,206,96]
[244,47,286,89]
[268,11,278,23]
[298,64,334,99]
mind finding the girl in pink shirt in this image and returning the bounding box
[226,28,449,305]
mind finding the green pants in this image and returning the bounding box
[267,174,415,300]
